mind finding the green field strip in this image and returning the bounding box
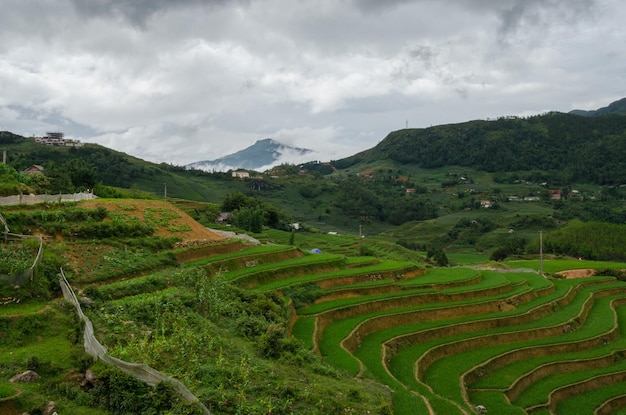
[325,278,396,292]
[417,293,626,412]
[301,270,522,316]
[252,260,416,292]
[387,277,614,364]
[329,282,532,346]
[291,316,316,350]
[494,300,626,409]
[173,239,248,262]
[317,281,540,377]
[377,279,616,408]
[555,380,626,415]
[318,313,365,375]
[515,357,626,411]
[300,275,515,317]
[197,246,303,272]
[177,242,291,265]
[75,253,177,286]
[396,267,481,288]
[0,306,77,370]
[0,301,48,316]
[354,324,486,415]
[530,367,626,414]
[595,391,626,415]
[391,390,433,415]
[467,390,527,415]
[224,253,346,285]
[324,267,483,296]
[420,288,626,386]
[465,285,626,389]
[341,272,555,354]
[315,266,423,293]
[103,286,189,307]
[344,256,380,267]
[0,325,74,366]
[86,267,190,300]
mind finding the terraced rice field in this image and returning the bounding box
[83,240,626,414]
[251,256,626,414]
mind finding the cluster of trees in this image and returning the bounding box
[541,220,626,261]
[221,192,292,233]
[333,177,436,224]
[339,112,626,185]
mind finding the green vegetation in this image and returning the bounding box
[0,241,37,275]
[2,199,626,414]
[2,108,626,414]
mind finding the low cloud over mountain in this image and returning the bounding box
[186,138,315,172]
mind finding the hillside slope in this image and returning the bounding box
[334,111,626,185]
[570,97,626,117]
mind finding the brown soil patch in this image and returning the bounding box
[556,269,596,279]
[0,400,21,415]
[80,199,226,243]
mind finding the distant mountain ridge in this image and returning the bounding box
[569,97,626,117]
[186,138,315,172]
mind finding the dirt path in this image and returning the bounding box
[556,269,596,278]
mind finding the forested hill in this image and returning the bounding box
[335,111,626,185]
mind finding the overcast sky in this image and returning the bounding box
[1,0,624,166]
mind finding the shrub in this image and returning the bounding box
[283,283,324,309]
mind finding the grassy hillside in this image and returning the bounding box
[2,199,626,415]
[0,200,395,414]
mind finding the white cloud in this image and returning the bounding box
[0,0,624,166]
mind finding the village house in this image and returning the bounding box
[21,165,44,175]
[232,169,250,179]
[34,132,84,147]
[357,169,375,178]
[549,190,562,200]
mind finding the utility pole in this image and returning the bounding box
[164,183,167,202]
[539,230,543,275]
[359,225,363,256]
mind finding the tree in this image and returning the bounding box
[232,206,265,233]
[65,158,97,190]
[221,192,253,212]
[427,247,449,266]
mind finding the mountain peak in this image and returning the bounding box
[186,138,315,172]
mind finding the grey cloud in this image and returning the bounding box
[69,0,248,27]
[352,0,415,13]
[496,0,599,42]
[409,46,438,69]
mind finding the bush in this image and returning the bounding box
[91,366,206,415]
[490,247,509,262]
[283,283,324,309]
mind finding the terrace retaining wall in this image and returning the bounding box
[0,192,96,206]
